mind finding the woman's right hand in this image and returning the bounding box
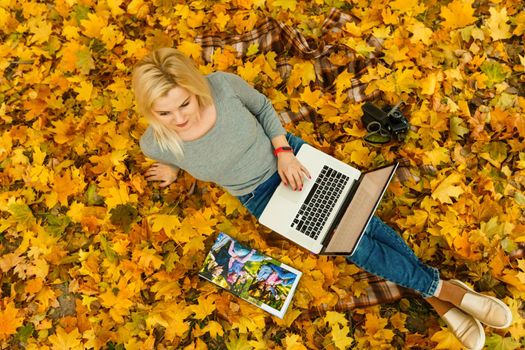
[144,162,179,187]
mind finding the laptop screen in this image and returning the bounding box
[322,164,397,254]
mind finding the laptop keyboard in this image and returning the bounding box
[290,165,350,239]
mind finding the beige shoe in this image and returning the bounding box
[442,307,485,350]
[450,279,513,329]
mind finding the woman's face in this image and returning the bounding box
[151,86,201,133]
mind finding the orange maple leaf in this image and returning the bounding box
[0,300,24,340]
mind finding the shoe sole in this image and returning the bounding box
[450,279,513,329]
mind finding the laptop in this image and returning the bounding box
[259,144,398,255]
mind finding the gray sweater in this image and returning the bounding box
[139,72,286,196]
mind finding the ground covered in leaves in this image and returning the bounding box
[1,0,525,349]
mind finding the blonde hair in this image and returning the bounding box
[132,48,213,159]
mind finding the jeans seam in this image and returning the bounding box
[241,192,255,206]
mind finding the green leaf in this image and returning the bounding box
[481,142,508,166]
[76,48,95,75]
[514,191,525,206]
[44,214,71,236]
[500,237,518,253]
[110,204,138,233]
[450,116,469,140]
[72,4,90,24]
[86,182,104,206]
[8,203,36,230]
[15,324,34,344]
[100,235,119,264]
[164,252,179,272]
[485,334,520,350]
[480,61,509,88]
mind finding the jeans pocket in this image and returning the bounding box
[238,192,255,207]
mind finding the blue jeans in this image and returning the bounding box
[237,133,440,297]
[347,216,439,297]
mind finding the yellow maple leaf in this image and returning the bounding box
[0,300,24,340]
[73,80,93,101]
[187,10,206,28]
[191,294,216,320]
[440,0,476,30]
[99,288,133,323]
[420,72,439,95]
[51,169,85,206]
[430,328,464,350]
[0,8,10,30]
[103,181,137,210]
[383,45,409,64]
[225,332,253,350]
[431,173,465,204]
[107,0,125,17]
[80,12,107,38]
[149,214,182,237]
[123,39,148,59]
[177,41,202,60]
[272,0,296,11]
[35,286,59,313]
[287,62,316,93]
[341,140,372,167]
[217,192,244,215]
[485,7,512,41]
[299,86,322,109]
[100,24,125,50]
[331,324,354,350]
[424,144,451,166]
[324,311,348,327]
[393,68,418,93]
[28,16,52,45]
[133,247,163,270]
[185,208,218,235]
[26,258,49,279]
[127,0,149,18]
[389,0,425,14]
[62,25,79,40]
[409,21,433,45]
[183,234,206,254]
[214,12,230,31]
[246,43,259,57]
[202,320,224,339]
[48,326,84,350]
[283,334,307,350]
[372,26,392,40]
[404,209,429,229]
[237,61,262,83]
[334,69,355,96]
[382,7,400,25]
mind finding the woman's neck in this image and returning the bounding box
[178,103,217,142]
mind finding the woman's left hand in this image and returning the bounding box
[277,153,311,191]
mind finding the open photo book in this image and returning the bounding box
[199,232,302,319]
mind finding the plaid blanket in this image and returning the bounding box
[196,8,413,311]
[196,8,382,125]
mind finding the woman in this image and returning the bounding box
[133,48,512,350]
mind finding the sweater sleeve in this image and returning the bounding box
[222,72,286,140]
